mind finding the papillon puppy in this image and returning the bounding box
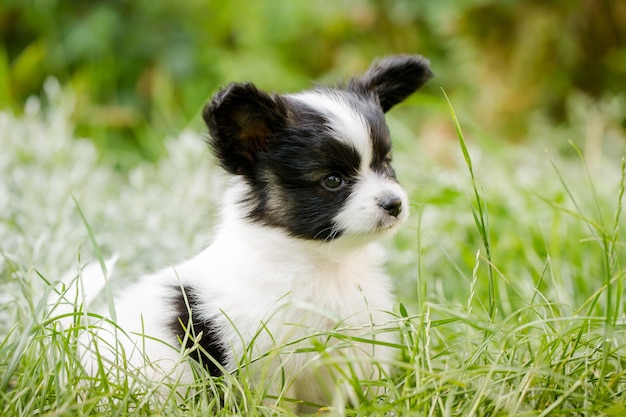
[63,54,433,411]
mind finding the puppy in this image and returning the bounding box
[67,55,432,410]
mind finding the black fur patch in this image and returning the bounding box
[168,285,226,376]
[348,54,434,113]
[242,98,363,241]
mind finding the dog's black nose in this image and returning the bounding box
[380,195,402,217]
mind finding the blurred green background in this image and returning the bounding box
[1,0,625,168]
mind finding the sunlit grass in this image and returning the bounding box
[1,83,626,415]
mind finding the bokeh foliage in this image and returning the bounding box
[1,0,625,167]
[2,3,626,415]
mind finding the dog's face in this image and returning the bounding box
[203,55,433,242]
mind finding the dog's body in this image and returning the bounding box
[69,55,433,409]
[108,206,396,405]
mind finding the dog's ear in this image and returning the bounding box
[349,55,434,113]
[203,82,288,176]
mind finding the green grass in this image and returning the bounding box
[1,85,626,416]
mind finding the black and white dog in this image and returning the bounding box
[67,55,432,409]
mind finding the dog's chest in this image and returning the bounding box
[234,254,391,339]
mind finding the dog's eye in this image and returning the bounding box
[382,154,396,176]
[321,173,346,191]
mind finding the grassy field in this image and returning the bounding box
[1,82,626,415]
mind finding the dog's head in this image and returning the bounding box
[203,55,433,243]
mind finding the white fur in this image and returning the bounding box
[73,177,398,409]
[290,91,373,172]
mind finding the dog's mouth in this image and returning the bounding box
[357,214,404,237]
[339,208,403,231]
[376,216,402,232]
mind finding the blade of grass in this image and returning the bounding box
[610,158,625,326]
[570,142,614,333]
[71,195,117,322]
[442,89,496,321]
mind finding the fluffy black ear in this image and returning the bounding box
[202,82,288,176]
[350,55,434,113]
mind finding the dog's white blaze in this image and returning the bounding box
[291,91,372,171]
